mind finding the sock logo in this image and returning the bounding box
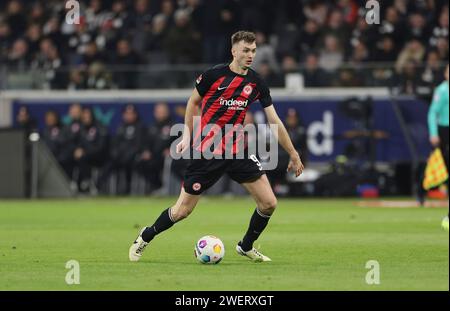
[193,183,202,191]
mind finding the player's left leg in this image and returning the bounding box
[237,174,277,262]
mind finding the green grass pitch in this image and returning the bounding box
[0,197,448,291]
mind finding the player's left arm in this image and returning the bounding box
[264,105,304,177]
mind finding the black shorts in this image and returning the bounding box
[183,156,265,195]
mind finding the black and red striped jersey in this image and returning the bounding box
[193,64,273,156]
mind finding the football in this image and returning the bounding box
[194,235,225,264]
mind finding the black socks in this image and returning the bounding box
[141,208,175,242]
[141,207,272,249]
[241,208,272,251]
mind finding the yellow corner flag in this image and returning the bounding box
[423,148,449,190]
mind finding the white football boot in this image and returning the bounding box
[129,228,149,262]
[236,242,272,262]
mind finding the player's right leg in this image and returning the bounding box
[129,188,201,261]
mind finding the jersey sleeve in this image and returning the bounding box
[428,84,445,137]
[195,69,214,97]
[257,78,273,108]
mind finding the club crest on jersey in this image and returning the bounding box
[243,84,253,95]
[193,183,202,191]
[196,74,203,84]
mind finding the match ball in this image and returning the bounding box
[194,235,225,264]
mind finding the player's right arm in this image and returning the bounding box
[176,88,202,154]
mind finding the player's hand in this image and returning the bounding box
[430,136,440,147]
[287,153,304,177]
[176,136,190,154]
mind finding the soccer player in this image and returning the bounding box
[129,31,304,262]
[428,64,449,232]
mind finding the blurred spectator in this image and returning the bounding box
[100,104,146,194]
[407,12,429,44]
[6,0,27,40]
[164,9,200,64]
[85,0,108,32]
[73,107,108,193]
[429,8,449,48]
[348,41,370,86]
[337,0,358,25]
[60,103,83,178]
[15,106,37,136]
[198,0,229,64]
[31,39,66,89]
[129,0,154,53]
[257,62,284,88]
[0,22,13,61]
[275,23,301,61]
[24,24,42,60]
[318,34,344,73]
[374,36,397,62]
[145,13,168,62]
[68,68,88,90]
[28,1,47,26]
[252,31,279,73]
[42,110,64,162]
[86,62,114,89]
[112,38,142,89]
[281,55,299,75]
[378,6,406,48]
[350,41,370,64]
[82,41,106,67]
[267,108,306,185]
[136,102,174,192]
[332,68,362,87]
[0,1,447,90]
[395,39,426,74]
[301,53,330,87]
[321,9,350,49]
[421,50,446,87]
[396,60,424,95]
[42,16,65,51]
[297,19,320,57]
[6,38,31,71]
[303,0,329,26]
[183,0,202,32]
[350,15,379,52]
[160,0,176,27]
[435,37,449,61]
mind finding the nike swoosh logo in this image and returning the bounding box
[218,86,228,91]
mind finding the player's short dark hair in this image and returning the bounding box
[231,31,256,46]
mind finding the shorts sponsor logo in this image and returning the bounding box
[193,183,202,191]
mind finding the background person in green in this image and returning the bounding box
[428,64,449,231]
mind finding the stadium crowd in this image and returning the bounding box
[0,0,448,91]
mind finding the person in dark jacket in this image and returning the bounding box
[267,108,307,186]
[136,102,174,191]
[74,107,108,192]
[15,106,37,137]
[60,103,83,179]
[41,110,64,162]
[99,104,146,194]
